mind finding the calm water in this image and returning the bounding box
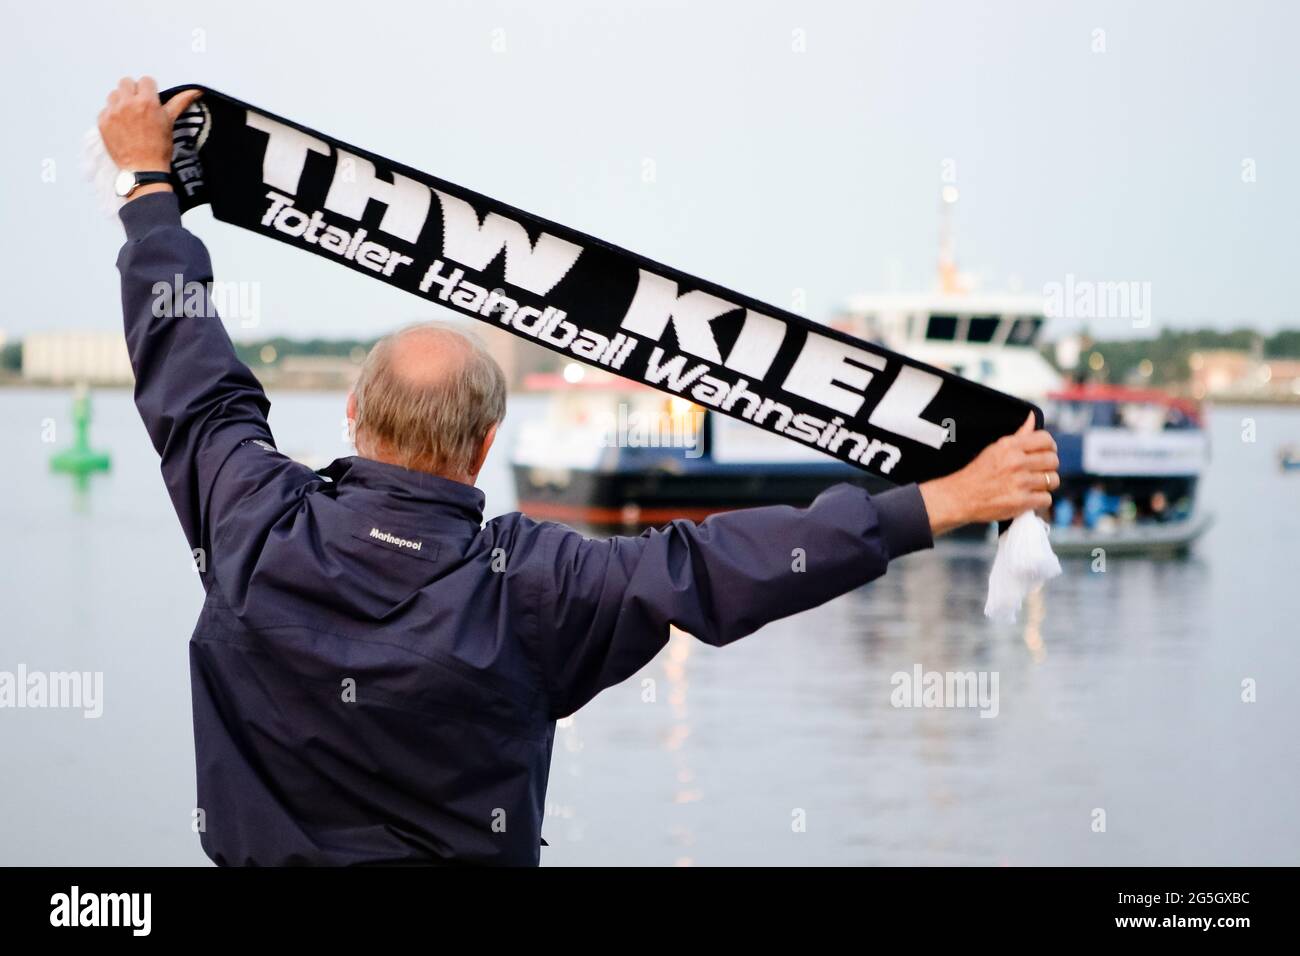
[1,388,1298,866]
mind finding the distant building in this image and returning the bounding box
[268,355,363,390]
[22,331,133,385]
[16,323,559,391]
[1189,349,1300,400]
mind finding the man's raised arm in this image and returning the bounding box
[102,77,312,555]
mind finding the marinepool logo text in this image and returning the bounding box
[369,527,422,551]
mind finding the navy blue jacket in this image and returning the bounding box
[117,191,934,866]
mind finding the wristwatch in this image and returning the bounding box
[114,169,171,199]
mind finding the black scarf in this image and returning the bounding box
[162,84,1039,485]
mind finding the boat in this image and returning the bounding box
[511,295,1212,558]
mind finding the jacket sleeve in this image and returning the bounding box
[527,482,933,717]
[116,191,316,568]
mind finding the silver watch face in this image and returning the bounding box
[113,169,136,198]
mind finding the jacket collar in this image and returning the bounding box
[318,456,485,529]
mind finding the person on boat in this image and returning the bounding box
[1053,496,1076,529]
[1083,483,1119,530]
[101,77,1059,866]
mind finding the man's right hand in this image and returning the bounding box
[919,413,1059,536]
[97,76,202,194]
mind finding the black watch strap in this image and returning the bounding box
[133,171,171,188]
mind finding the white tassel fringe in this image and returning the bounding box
[984,512,1061,623]
[82,126,124,217]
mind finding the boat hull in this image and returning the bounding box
[1049,512,1213,557]
[512,462,891,527]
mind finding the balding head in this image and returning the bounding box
[350,321,507,482]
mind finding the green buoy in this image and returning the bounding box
[50,386,111,479]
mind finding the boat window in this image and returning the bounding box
[925,314,959,341]
[1006,316,1043,346]
[967,316,1000,343]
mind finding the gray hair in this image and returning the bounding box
[352,321,507,476]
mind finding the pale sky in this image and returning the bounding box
[2,0,1296,342]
